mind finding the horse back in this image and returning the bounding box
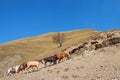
[27,61,39,67]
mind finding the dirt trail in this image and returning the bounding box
[1,44,120,80]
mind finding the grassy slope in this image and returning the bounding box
[0,29,99,63]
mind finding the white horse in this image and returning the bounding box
[4,65,20,76]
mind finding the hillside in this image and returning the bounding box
[1,43,120,80]
[0,29,99,78]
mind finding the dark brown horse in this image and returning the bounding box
[69,42,88,55]
[39,55,58,67]
[91,41,99,45]
[78,42,88,49]
[108,37,120,45]
[95,44,103,50]
[69,48,78,54]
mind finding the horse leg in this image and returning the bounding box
[24,68,28,74]
[60,58,62,62]
[35,65,39,71]
[53,59,57,64]
[26,66,31,73]
[36,66,39,71]
[57,57,61,63]
[51,60,54,65]
[44,61,47,67]
[58,59,61,63]
[66,55,70,60]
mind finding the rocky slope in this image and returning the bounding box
[1,43,120,80]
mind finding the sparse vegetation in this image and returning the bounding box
[52,32,65,47]
[0,29,98,78]
[0,29,98,62]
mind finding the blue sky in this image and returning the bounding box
[0,0,120,44]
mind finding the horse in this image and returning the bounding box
[91,41,99,45]
[69,48,78,55]
[78,42,88,49]
[95,43,103,50]
[4,65,20,76]
[108,37,120,45]
[56,52,70,63]
[17,62,28,73]
[40,55,58,67]
[102,40,108,47]
[69,42,88,55]
[107,33,114,39]
[26,61,40,72]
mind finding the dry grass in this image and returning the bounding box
[0,29,99,63]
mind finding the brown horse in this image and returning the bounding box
[56,52,70,63]
[107,33,114,39]
[17,62,28,73]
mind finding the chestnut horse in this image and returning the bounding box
[107,33,114,39]
[17,62,28,73]
[56,52,70,63]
